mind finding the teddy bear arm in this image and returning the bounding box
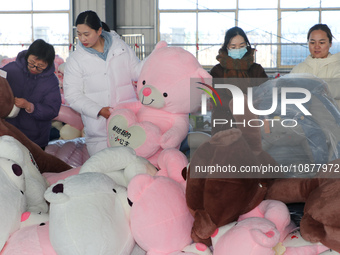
[114,101,141,113]
[265,178,318,204]
[160,118,189,149]
[192,209,217,241]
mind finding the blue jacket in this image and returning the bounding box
[2,50,61,147]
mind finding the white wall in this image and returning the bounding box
[73,0,106,22]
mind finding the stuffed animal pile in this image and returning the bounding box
[2,42,340,255]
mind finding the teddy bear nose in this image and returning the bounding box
[142,87,152,97]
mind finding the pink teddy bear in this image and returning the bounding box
[127,174,194,254]
[107,41,211,174]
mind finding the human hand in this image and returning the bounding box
[14,97,31,111]
[98,107,112,119]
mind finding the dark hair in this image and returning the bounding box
[307,24,334,43]
[222,26,251,51]
[25,39,55,67]
[101,22,110,32]
[75,10,102,31]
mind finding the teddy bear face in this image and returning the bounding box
[136,42,209,115]
[45,172,134,255]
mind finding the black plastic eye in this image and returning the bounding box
[163,93,168,97]
[142,80,146,85]
[127,198,133,207]
[12,164,23,176]
[112,188,116,193]
[39,223,46,226]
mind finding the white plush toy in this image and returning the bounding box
[0,158,26,251]
[44,172,134,255]
[0,135,48,213]
[79,146,157,187]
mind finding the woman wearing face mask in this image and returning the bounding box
[210,26,267,134]
[290,24,340,107]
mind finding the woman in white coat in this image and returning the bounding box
[290,24,340,107]
[64,10,143,156]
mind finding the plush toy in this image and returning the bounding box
[1,212,54,255]
[210,200,328,255]
[79,146,157,187]
[274,227,329,255]
[0,135,49,213]
[0,76,72,173]
[53,104,84,133]
[238,199,295,242]
[265,170,340,252]
[210,200,288,255]
[184,96,277,246]
[44,172,134,255]
[211,217,281,255]
[107,41,210,168]
[127,174,194,254]
[0,158,26,251]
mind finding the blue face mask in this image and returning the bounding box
[228,47,248,59]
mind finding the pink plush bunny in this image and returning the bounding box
[107,41,211,170]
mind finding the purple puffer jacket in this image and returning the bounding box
[2,50,61,147]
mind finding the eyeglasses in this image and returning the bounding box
[27,61,47,72]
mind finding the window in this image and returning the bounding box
[158,0,340,70]
[0,0,71,62]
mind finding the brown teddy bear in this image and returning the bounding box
[0,76,71,173]
[184,96,277,246]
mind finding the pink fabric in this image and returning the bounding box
[1,222,56,255]
[43,167,80,185]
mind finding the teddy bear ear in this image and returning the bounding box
[44,181,70,204]
[127,174,154,202]
[155,40,168,50]
[195,67,212,83]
